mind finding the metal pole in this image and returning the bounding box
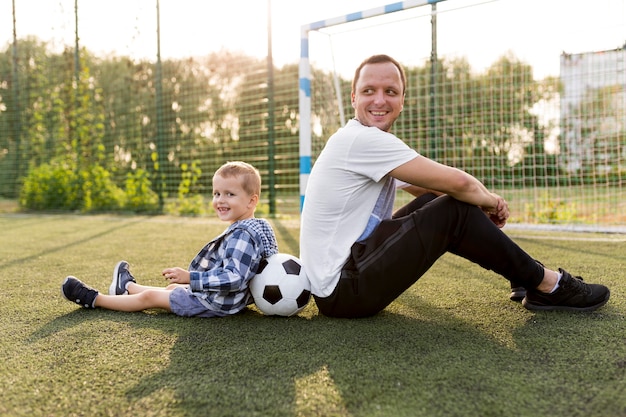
[74,0,81,168]
[155,0,165,211]
[74,0,80,81]
[429,2,439,161]
[11,0,22,195]
[267,0,276,215]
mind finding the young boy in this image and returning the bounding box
[61,161,278,318]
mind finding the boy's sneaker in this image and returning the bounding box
[62,276,98,309]
[522,269,610,312]
[109,260,136,295]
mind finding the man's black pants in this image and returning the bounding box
[314,194,544,318]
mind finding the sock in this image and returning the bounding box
[91,292,99,309]
[549,272,563,293]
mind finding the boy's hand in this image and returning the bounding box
[162,267,191,284]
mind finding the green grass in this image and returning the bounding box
[0,214,624,417]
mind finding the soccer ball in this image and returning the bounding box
[250,253,311,316]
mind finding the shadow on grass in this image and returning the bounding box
[0,213,59,232]
[22,224,625,417]
[514,235,626,265]
[0,215,147,271]
[28,296,623,417]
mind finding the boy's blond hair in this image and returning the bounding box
[213,161,261,196]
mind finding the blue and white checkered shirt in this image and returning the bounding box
[187,218,278,315]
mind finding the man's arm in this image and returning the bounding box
[400,184,443,198]
[389,155,508,227]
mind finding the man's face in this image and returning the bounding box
[351,62,405,132]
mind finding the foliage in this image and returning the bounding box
[165,161,207,216]
[522,194,579,224]
[18,160,80,210]
[255,202,270,217]
[2,38,553,199]
[80,164,125,212]
[177,160,203,197]
[18,160,126,212]
[2,37,625,220]
[19,161,166,214]
[124,169,159,213]
[165,194,207,216]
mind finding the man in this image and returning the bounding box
[300,54,610,318]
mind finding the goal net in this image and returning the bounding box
[300,0,626,230]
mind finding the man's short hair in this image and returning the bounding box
[351,54,407,95]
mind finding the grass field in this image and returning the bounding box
[0,213,624,417]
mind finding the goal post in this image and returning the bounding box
[298,0,447,209]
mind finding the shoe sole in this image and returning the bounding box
[510,291,526,302]
[522,291,610,312]
[109,261,128,295]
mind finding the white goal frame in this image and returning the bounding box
[298,0,447,209]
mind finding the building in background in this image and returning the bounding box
[560,45,626,176]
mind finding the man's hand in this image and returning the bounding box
[482,194,509,228]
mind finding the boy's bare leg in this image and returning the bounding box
[94,289,172,312]
[127,282,187,294]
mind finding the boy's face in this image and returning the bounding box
[212,174,258,223]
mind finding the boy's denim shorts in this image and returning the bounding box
[169,286,226,318]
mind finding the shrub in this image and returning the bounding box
[19,162,81,210]
[20,162,126,213]
[124,169,160,213]
[164,160,207,216]
[80,165,125,212]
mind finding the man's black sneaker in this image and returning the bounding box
[522,269,610,312]
[62,276,98,309]
[509,285,526,302]
[109,260,137,295]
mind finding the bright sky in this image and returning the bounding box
[2,0,625,79]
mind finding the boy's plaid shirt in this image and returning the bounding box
[187,218,278,315]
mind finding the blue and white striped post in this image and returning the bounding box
[298,0,446,210]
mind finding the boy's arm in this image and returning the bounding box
[188,229,261,293]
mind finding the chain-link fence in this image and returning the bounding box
[2,0,625,226]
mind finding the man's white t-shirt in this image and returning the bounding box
[300,119,418,297]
